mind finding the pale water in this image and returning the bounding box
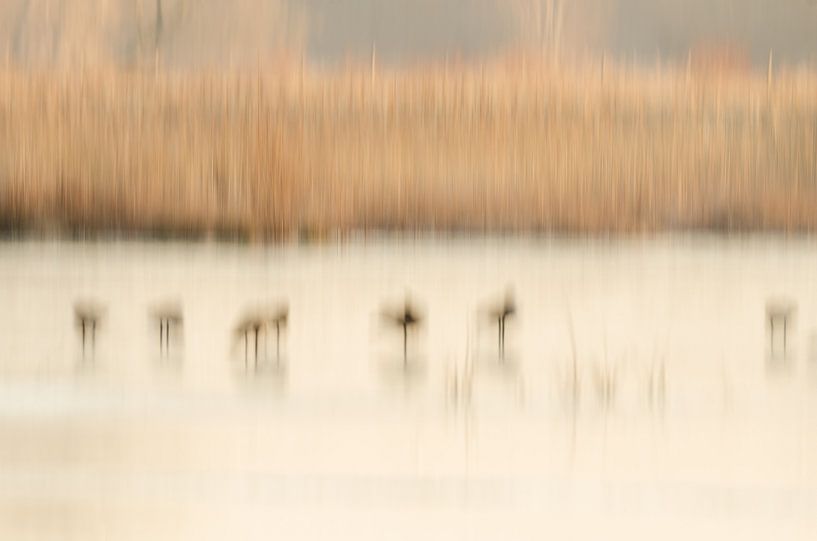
[0,237,815,539]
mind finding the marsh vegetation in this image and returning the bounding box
[1,55,816,238]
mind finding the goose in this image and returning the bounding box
[74,300,105,359]
[483,288,516,361]
[234,302,289,369]
[150,300,183,356]
[381,295,424,366]
[766,298,796,359]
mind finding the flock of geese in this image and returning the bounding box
[73,289,519,368]
[75,299,290,368]
[72,291,797,371]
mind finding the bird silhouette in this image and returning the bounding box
[150,300,183,357]
[265,304,289,362]
[483,288,516,361]
[381,294,424,366]
[74,300,105,360]
[766,298,796,359]
[234,302,289,369]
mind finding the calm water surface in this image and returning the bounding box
[0,237,815,539]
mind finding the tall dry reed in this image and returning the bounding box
[1,55,816,239]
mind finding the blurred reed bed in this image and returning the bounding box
[1,55,816,239]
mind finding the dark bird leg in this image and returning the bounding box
[159,319,165,356]
[502,316,505,359]
[91,321,96,357]
[403,323,408,367]
[81,321,86,357]
[501,316,506,361]
[783,317,788,356]
[769,317,774,354]
[276,322,281,364]
[497,316,503,361]
[244,330,248,369]
[254,326,260,371]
